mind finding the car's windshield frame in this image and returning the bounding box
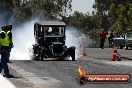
[44,26,65,36]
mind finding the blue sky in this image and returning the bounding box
[71,0,95,13]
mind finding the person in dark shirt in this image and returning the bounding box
[99,29,107,49]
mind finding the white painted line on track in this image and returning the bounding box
[0,74,16,88]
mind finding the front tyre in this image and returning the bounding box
[71,49,75,61]
[125,44,128,50]
[63,46,76,61]
[125,46,128,50]
[69,46,76,61]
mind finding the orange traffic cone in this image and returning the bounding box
[112,50,117,61]
[112,45,118,61]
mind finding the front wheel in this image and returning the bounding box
[33,50,44,61]
[32,54,39,61]
[125,46,128,50]
[63,46,76,61]
[125,44,128,50]
[71,50,75,61]
[68,46,76,61]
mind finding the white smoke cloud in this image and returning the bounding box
[0,9,88,60]
[10,20,90,60]
[10,21,35,60]
[66,26,92,59]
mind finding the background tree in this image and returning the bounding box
[0,0,72,24]
[93,0,132,33]
[68,11,98,38]
[0,0,13,25]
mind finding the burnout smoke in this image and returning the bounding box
[66,26,81,59]
[66,26,91,59]
[10,20,90,60]
[10,21,35,60]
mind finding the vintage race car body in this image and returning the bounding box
[32,21,76,60]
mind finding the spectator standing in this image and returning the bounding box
[99,29,107,49]
[108,30,114,48]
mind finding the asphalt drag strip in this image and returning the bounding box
[8,66,33,88]
[7,58,132,88]
[8,61,61,88]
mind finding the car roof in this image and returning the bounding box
[35,21,66,26]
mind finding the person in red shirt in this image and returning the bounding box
[99,29,107,49]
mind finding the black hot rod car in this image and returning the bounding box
[32,21,76,61]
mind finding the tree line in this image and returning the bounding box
[0,0,72,24]
[0,0,131,38]
[68,0,132,38]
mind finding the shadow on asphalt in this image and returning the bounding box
[34,60,76,61]
[94,57,132,61]
[123,57,132,60]
[9,76,21,79]
[6,75,21,79]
